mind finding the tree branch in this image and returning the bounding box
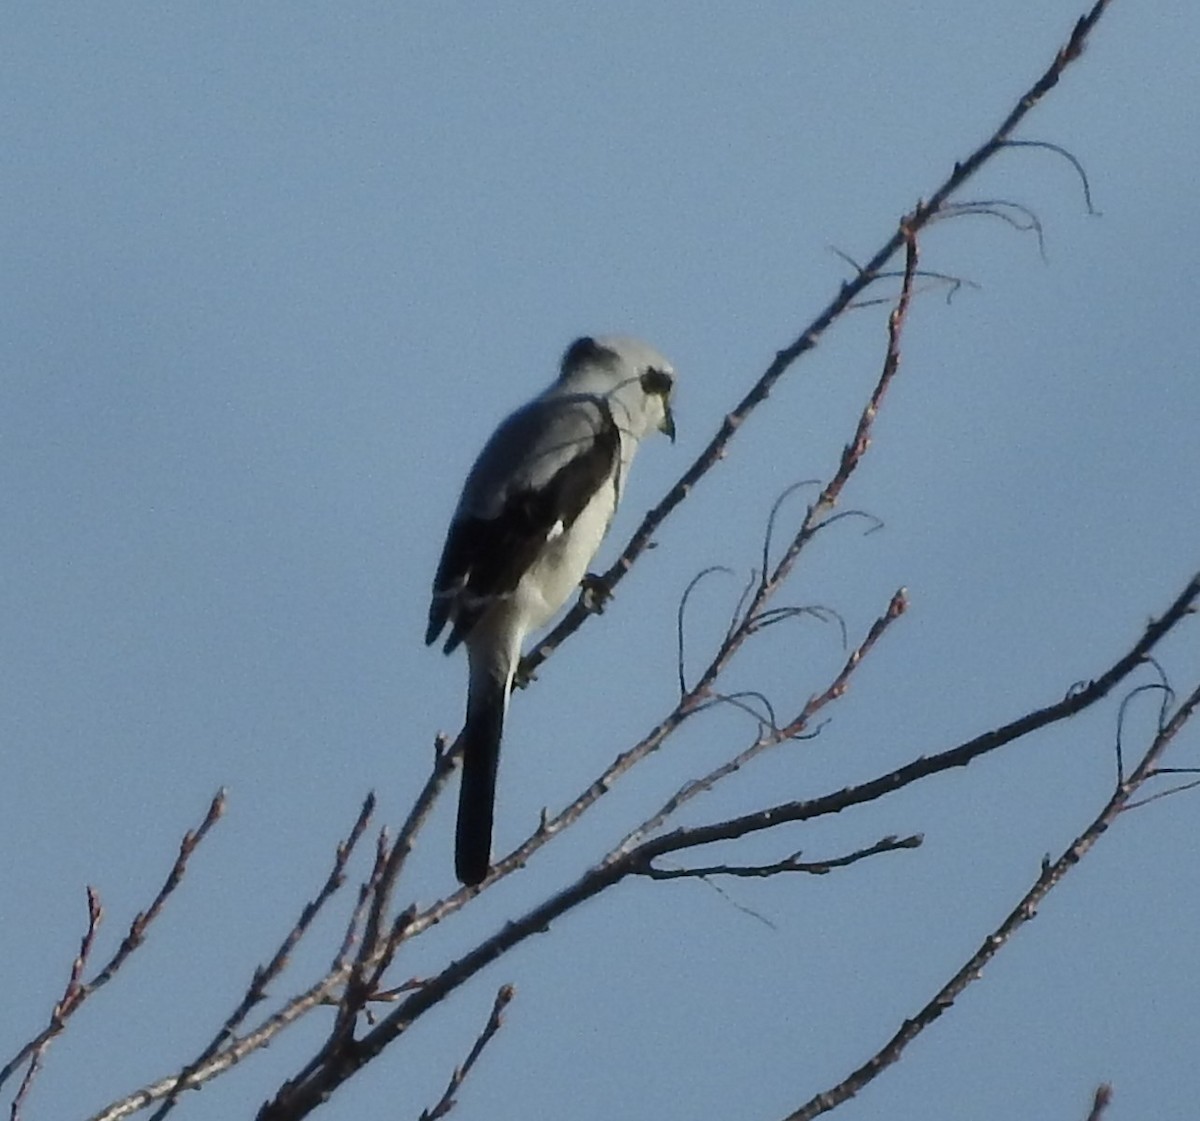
[518,0,1116,684]
[144,795,377,1121]
[255,567,1195,1120]
[2,791,225,1105]
[780,682,1200,1121]
[639,834,923,880]
[6,886,101,1121]
[1083,1083,1113,1121]
[417,985,515,1121]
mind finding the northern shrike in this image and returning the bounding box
[426,335,677,885]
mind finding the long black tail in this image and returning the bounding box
[455,677,505,885]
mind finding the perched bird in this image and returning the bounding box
[426,335,677,885]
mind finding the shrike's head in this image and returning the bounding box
[558,335,676,443]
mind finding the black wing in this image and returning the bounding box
[426,397,619,653]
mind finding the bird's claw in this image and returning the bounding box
[512,660,537,690]
[579,573,613,614]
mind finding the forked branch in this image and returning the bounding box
[3,791,226,1117]
[519,0,1117,683]
[781,681,1200,1121]
[255,571,1197,1120]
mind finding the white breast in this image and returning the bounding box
[516,474,617,634]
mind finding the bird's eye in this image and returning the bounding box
[641,367,673,398]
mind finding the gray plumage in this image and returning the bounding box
[427,335,677,885]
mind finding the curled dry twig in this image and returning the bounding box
[518,0,1116,685]
[935,198,1049,261]
[252,228,924,1120]
[83,6,1142,1118]
[829,245,982,307]
[615,588,908,858]
[255,574,1200,1120]
[1000,139,1100,215]
[604,229,920,860]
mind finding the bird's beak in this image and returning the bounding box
[659,405,676,443]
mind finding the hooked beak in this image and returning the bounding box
[659,405,676,443]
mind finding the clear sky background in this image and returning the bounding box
[3,4,1198,1120]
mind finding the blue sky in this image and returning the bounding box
[3,4,1198,1120]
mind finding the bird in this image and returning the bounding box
[426,335,677,885]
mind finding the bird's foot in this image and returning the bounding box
[512,659,537,690]
[579,573,613,614]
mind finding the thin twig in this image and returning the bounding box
[418,985,515,1121]
[935,199,1048,261]
[1000,139,1099,214]
[350,738,456,1009]
[254,572,1196,1121]
[1,792,225,1096]
[95,790,227,992]
[614,589,907,856]
[1115,671,1173,782]
[146,794,377,1121]
[641,834,923,880]
[1121,777,1200,811]
[332,828,392,973]
[6,887,102,1120]
[1083,1083,1113,1121]
[87,8,1129,1116]
[605,232,919,857]
[676,566,734,696]
[518,0,1114,684]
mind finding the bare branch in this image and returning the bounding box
[608,232,919,854]
[518,0,1116,684]
[630,574,1199,865]
[1083,1083,1113,1121]
[87,742,457,1120]
[145,794,377,1121]
[615,589,907,856]
[2,791,225,1099]
[779,683,1200,1121]
[640,834,923,880]
[370,734,457,931]
[5,887,102,1120]
[93,789,227,993]
[1121,777,1200,811]
[250,745,455,1115]
[88,973,346,1121]
[418,985,515,1121]
[255,569,1196,1121]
